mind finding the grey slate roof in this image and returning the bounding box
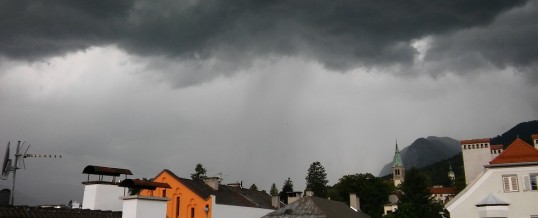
[157,169,275,209]
[262,196,371,218]
[0,206,122,218]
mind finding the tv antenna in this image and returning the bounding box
[1,141,62,205]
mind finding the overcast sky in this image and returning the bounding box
[0,0,537,205]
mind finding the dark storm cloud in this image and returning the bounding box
[0,0,528,70]
[424,0,538,81]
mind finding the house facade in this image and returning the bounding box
[142,169,276,218]
[446,138,538,218]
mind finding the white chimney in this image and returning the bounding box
[271,195,280,209]
[82,184,125,211]
[203,177,220,190]
[81,165,133,211]
[121,195,169,218]
[287,192,302,204]
[350,193,360,212]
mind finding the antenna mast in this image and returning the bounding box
[2,141,62,205]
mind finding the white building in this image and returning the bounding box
[461,138,504,185]
[446,138,538,218]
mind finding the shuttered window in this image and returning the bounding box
[529,174,538,191]
[502,175,519,192]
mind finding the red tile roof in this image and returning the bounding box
[460,138,490,144]
[430,187,456,194]
[489,138,538,164]
[490,144,503,150]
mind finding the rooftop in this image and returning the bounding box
[155,169,275,209]
[262,196,371,218]
[430,187,456,195]
[490,144,503,150]
[489,138,538,164]
[460,138,490,144]
[0,206,122,218]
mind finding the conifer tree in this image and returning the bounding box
[279,177,294,204]
[395,168,443,218]
[270,183,279,196]
[190,163,207,181]
[305,161,329,198]
[250,184,258,191]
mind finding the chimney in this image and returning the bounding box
[305,190,314,197]
[287,192,302,204]
[349,193,360,212]
[203,177,220,190]
[271,195,280,209]
[119,179,171,218]
[81,165,133,211]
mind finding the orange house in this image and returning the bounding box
[141,169,276,218]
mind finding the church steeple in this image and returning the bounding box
[392,140,405,187]
[448,162,455,186]
[392,140,403,168]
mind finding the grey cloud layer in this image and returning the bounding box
[0,0,528,71]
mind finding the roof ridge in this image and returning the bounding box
[490,138,538,164]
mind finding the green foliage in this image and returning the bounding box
[305,161,329,198]
[490,120,538,147]
[270,183,279,196]
[331,173,393,218]
[279,177,294,204]
[250,184,258,191]
[395,168,444,218]
[419,153,466,192]
[282,177,294,192]
[190,163,207,181]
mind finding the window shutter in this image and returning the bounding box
[523,176,531,191]
[503,176,510,192]
[510,176,519,192]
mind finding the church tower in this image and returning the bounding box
[392,141,405,187]
[448,162,455,186]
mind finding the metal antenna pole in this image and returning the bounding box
[11,141,21,205]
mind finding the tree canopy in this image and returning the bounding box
[250,184,258,191]
[270,183,279,196]
[279,177,294,204]
[330,173,393,218]
[305,161,329,198]
[394,168,444,218]
[190,163,207,181]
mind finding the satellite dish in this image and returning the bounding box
[1,142,11,180]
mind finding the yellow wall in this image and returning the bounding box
[141,170,212,218]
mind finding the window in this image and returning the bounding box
[502,175,519,192]
[529,173,538,191]
[162,189,167,197]
[523,174,538,191]
[176,197,180,218]
[191,207,195,218]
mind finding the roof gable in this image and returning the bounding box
[489,138,538,164]
[152,169,274,209]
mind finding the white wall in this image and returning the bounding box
[447,165,538,218]
[82,184,125,211]
[462,143,491,184]
[210,195,274,218]
[121,196,168,218]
